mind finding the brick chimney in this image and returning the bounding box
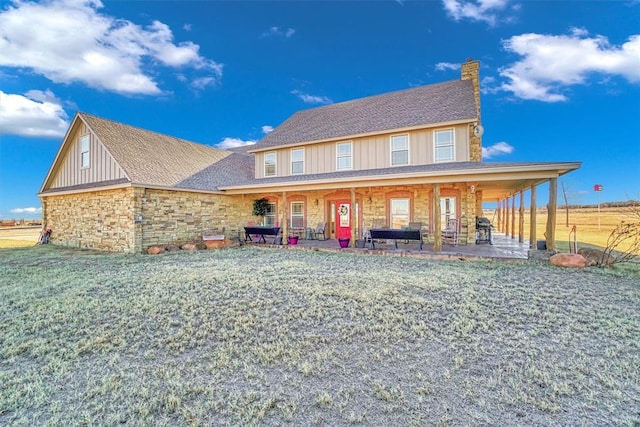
[461,58,482,162]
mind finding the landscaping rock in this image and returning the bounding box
[549,253,587,268]
[147,245,166,255]
[181,243,198,251]
[204,239,231,250]
[166,244,180,252]
[577,247,614,267]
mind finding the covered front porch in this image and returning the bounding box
[223,161,580,254]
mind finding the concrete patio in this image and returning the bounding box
[246,231,531,261]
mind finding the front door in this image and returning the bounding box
[335,201,351,239]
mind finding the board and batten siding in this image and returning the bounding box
[51,122,128,189]
[254,124,470,179]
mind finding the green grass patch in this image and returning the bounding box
[1,245,639,425]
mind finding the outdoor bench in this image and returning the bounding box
[244,226,281,244]
[368,228,423,250]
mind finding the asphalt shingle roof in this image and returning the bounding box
[256,79,477,149]
[80,113,231,189]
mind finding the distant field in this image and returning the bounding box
[0,227,40,249]
[487,206,639,254]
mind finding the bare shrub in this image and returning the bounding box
[602,203,640,266]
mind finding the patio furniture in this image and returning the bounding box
[441,218,459,246]
[368,228,423,250]
[313,222,327,240]
[244,226,281,244]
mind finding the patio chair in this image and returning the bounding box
[441,218,459,246]
[313,222,327,240]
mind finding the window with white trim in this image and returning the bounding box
[264,152,276,177]
[291,148,304,175]
[390,198,410,229]
[391,134,408,166]
[434,129,454,162]
[290,201,304,229]
[80,135,90,168]
[265,202,276,226]
[336,142,352,170]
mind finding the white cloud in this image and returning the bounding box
[217,137,256,149]
[291,89,332,105]
[183,23,192,32]
[435,62,459,71]
[0,0,222,95]
[482,141,514,159]
[442,0,511,26]
[0,90,69,137]
[10,207,42,215]
[262,125,274,134]
[261,26,296,38]
[499,30,640,102]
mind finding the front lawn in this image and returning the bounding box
[1,246,638,425]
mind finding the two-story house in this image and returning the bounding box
[38,59,580,253]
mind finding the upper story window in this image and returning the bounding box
[434,129,454,163]
[291,148,304,175]
[391,134,409,166]
[336,142,352,171]
[80,135,90,168]
[264,152,276,177]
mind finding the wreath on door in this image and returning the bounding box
[338,204,349,216]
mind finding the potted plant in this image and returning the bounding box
[252,198,270,225]
[288,235,299,245]
[338,237,350,248]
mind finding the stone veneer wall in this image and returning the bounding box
[139,189,256,250]
[42,188,136,252]
[461,59,482,163]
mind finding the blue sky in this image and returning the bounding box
[0,0,639,219]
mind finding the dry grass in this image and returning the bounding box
[489,206,639,254]
[1,245,639,425]
[0,227,40,249]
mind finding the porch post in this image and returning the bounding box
[529,186,537,249]
[505,197,510,236]
[350,187,356,247]
[282,191,288,245]
[497,199,502,231]
[433,184,442,252]
[511,196,516,239]
[518,191,525,243]
[546,177,557,251]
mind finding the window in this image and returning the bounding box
[391,134,408,166]
[390,198,410,229]
[336,142,352,170]
[264,152,276,177]
[291,201,304,229]
[265,202,276,226]
[80,135,90,168]
[440,197,457,229]
[291,148,304,175]
[434,129,454,162]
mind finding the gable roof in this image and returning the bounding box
[40,112,235,193]
[79,113,231,188]
[254,79,477,150]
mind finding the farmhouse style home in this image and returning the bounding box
[39,59,580,253]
